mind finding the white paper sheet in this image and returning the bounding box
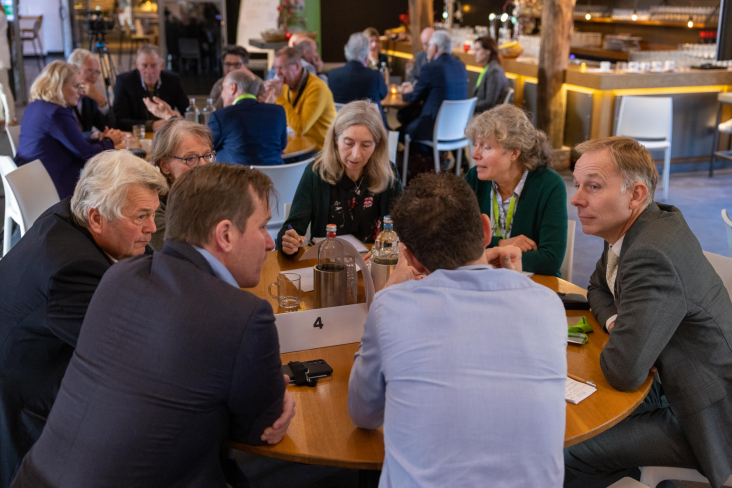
[565,377,597,404]
[312,235,369,253]
[280,267,314,292]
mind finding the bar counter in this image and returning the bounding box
[385,40,732,166]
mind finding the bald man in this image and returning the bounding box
[406,27,434,84]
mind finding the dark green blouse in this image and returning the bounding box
[465,166,568,277]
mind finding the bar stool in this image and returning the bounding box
[709,92,732,177]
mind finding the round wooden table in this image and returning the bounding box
[283,135,317,160]
[381,92,408,109]
[231,250,653,470]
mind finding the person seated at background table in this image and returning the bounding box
[293,36,327,83]
[328,33,387,127]
[278,101,402,254]
[148,118,216,251]
[264,33,318,81]
[465,104,567,276]
[472,36,508,115]
[10,164,295,488]
[15,60,125,199]
[0,151,167,488]
[264,47,335,151]
[209,45,265,110]
[113,44,188,132]
[564,137,732,488]
[348,171,567,488]
[363,27,388,69]
[397,30,468,143]
[210,69,287,168]
[404,27,434,85]
[67,48,114,134]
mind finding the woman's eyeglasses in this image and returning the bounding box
[169,152,216,168]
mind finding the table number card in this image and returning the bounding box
[565,377,597,404]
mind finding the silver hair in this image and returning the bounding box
[68,48,94,68]
[429,30,452,54]
[136,43,161,60]
[344,33,370,62]
[71,150,168,226]
[224,70,258,96]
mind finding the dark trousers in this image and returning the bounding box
[564,381,702,488]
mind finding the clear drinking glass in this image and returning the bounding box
[269,273,302,311]
[132,124,145,140]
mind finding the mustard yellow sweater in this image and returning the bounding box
[276,73,336,150]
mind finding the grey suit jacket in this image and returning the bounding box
[473,60,508,115]
[588,203,732,488]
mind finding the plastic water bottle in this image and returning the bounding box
[379,61,390,86]
[185,98,199,123]
[373,216,399,266]
[317,224,345,272]
[201,98,215,125]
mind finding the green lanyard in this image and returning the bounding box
[476,65,490,88]
[492,189,517,239]
[233,94,257,104]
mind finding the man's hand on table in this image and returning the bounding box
[260,374,296,445]
[485,245,523,273]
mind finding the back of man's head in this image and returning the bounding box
[428,30,452,54]
[165,163,276,247]
[224,69,258,97]
[344,33,370,63]
[392,172,484,272]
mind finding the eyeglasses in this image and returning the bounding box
[169,152,216,168]
[223,62,243,69]
[85,68,102,76]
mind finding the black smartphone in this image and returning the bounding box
[282,359,333,383]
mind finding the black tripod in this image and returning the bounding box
[88,28,116,106]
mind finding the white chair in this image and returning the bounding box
[0,88,19,157]
[0,155,19,255]
[560,220,576,282]
[640,466,732,488]
[402,98,478,186]
[614,96,673,201]
[3,160,59,239]
[387,130,398,166]
[703,250,732,300]
[252,158,314,241]
[722,209,732,257]
[334,103,347,112]
[503,87,515,105]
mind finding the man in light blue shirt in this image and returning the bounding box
[348,172,568,488]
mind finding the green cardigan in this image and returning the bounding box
[465,166,568,277]
[277,161,403,254]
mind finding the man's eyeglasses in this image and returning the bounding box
[169,152,216,168]
[223,62,243,69]
[85,68,102,76]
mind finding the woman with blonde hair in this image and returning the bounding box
[465,104,567,276]
[147,117,216,250]
[363,27,388,69]
[278,100,402,255]
[15,60,124,198]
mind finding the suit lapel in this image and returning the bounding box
[613,203,661,298]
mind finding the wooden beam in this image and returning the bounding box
[408,0,433,55]
[537,0,577,148]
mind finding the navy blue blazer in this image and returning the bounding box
[76,96,114,134]
[11,240,284,488]
[113,69,188,131]
[209,99,287,166]
[402,53,468,141]
[15,100,114,199]
[328,60,388,124]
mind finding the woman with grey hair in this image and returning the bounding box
[328,33,388,126]
[147,117,216,250]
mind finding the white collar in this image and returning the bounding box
[140,73,162,91]
[609,235,625,257]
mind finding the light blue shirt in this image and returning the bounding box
[194,246,239,288]
[348,266,568,488]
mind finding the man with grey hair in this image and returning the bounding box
[67,48,114,133]
[209,69,287,166]
[564,137,732,488]
[327,32,388,126]
[0,150,167,488]
[294,36,327,83]
[113,43,188,131]
[405,27,434,84]
[398,29,467,142]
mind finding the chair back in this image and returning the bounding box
[704,250,732,301]
[334,103,347,112]
[253,157,313,226]
[434,98,477,143]
[0,87,18,157]
[723,209,732,257]
[387,130,398,165]
[615,96,672,142]
[503,87,515,105]
[4,160,59,233]
[560,220,576,282]
[0,155,20,222]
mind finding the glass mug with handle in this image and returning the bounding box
[269,273,302,311]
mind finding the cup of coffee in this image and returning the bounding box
[269,273,301,311]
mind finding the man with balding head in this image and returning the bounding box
[209,69,287,166]
[294,36,327,83]
[406,27,434,84]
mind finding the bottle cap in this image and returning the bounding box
[326,224,337,236]
[384,215,392,224]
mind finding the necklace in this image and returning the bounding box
[353,176,365,196]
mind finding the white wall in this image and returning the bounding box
[19,0,64,54]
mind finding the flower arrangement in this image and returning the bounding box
[277,0,306,34]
